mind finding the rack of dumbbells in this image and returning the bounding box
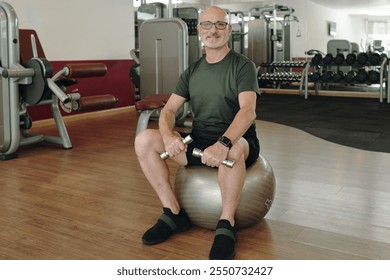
[258,61,307,89]
[301,52,389,102]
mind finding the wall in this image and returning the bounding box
[7,0,134,60]
[216,0,368,56]
[304,1,366,54]
[4,0,136,120]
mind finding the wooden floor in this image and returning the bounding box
[1,106,390,260]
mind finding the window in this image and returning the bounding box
[367,20,390,55]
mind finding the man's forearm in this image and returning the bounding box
[223,107,256,145]
[158,108,177,138]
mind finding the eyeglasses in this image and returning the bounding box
[199,21,229,30]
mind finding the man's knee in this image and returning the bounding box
[228,139,249,162]
[135,129,160,155]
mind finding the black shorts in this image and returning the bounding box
[179,131,260,168]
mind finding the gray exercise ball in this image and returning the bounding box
[175,154,276,229]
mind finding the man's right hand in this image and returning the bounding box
[162,134,188,158]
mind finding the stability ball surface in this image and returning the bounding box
[175,154,276,229]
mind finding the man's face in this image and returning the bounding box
[197,9,232,49]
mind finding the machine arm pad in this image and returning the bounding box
[64,63,107,78]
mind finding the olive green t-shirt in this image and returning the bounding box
[174,50,259,140]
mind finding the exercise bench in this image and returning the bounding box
[135,93,192,134]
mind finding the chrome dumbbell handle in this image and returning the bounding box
[192,148,235,168]
[160,135,193,160]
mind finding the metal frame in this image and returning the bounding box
[301,56,389,102]
[0,2,73,160]
[137,17,191,132]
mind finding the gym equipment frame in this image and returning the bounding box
[135,17,192,134]
[0,2,115,160]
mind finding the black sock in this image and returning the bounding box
[209,219,237,260]
[142,208,191,245]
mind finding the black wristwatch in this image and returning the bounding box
[218,136,233,149]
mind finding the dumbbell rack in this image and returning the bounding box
[258,61,307,89]
[300,53,389,103]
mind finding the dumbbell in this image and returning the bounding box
[346,53,356,65]
[160,135,193,160]
[322,53,333,65]
[192,148,235,168]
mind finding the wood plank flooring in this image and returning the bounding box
[1,107,390,260]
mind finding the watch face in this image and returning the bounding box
[219,136,232,148]
[222,137,230,145]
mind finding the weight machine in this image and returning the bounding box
[0,2,117,160]
[247,4,298,66]
[132,3,198,133]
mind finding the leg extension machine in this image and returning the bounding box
[0,2,117,160]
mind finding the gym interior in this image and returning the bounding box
[1,0,390,263]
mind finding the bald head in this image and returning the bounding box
[200,6,229,24]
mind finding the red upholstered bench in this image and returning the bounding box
[135,93,192,134]
[135,94,171,134]
[135,93,172,111]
